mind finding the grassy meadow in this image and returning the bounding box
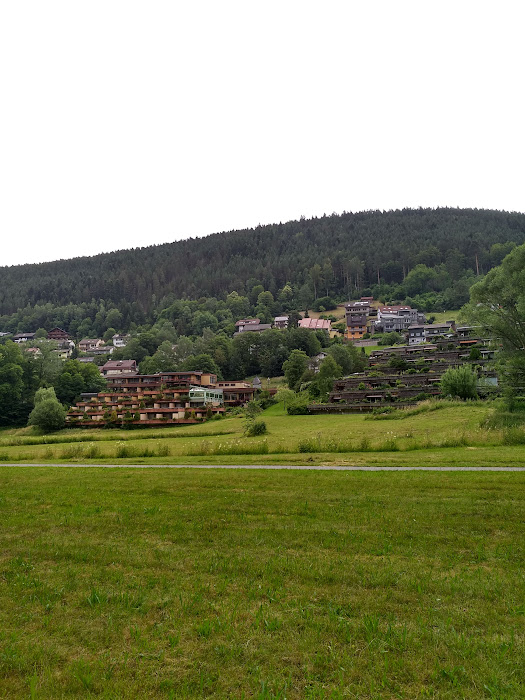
[0,400,524,468]
[1,467,524,698]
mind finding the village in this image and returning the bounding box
[2,297,496,428]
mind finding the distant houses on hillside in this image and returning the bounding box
[343,297,431,341]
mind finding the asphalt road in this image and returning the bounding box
[1,463,525,471]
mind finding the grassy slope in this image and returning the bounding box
[0,468,523,698]
[0,402,524,467]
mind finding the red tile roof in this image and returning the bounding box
[298,318,331,330]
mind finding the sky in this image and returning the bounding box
[0,1,523,267]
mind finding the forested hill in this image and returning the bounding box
[1,207,525,316]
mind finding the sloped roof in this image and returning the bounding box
[102,360,137,370]
[298,318,331,330]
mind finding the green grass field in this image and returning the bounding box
[0,401,524,468]
[429,310,462,324]
[0,467,523,698]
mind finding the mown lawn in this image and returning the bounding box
[0,468,523,698]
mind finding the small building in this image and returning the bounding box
[233,323,272,336]
[235,319,260,332]
[345,300,370,340]
[425,322,456,338]
[376,306,424,333]
[13,332,36,343]
[112,334,130,348]
[409,322,456,344]
[217,381,256,406]
[79,338,104,353]
[308,352,329,372]
[101,360,137,377]
[188,386,224,406]
[47,327,69,341]
[273,316,289,329]
[54,344,73,360]
[91,345,113,355]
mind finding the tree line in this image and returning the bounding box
[0,208,524,325]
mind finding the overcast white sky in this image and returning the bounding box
[0,1,523,267]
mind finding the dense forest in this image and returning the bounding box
[1,208,524,333]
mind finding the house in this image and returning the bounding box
[408,322,456,344]
[376,306,425,333]
[408,324,426,345]
[23,346,42,357]
[54,342,73,360]
[13,332,36,343]
[308,351,329,372]
[298,318,331,333]
[424,322,456,340]
[235,319,260,332]
[218,381,256,405]
[188,387,224,406]
[91,345,113,355]
[47,327,69,341]
[217,380,257,406]
[77,357,96,363]
[273,316,289,329]
[233,323,272,336]
[79,338,104,353]
[101,360,137,377]
[112,334,130,348]
[345,301,371,340]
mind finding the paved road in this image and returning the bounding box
[1,463,525,471]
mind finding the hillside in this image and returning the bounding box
[1,207,524,319]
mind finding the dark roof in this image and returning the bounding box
[102,360,137,370]
[13,332,35,339]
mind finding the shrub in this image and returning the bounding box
[313,296,336,311]
[156,442,171,457]
[287,402,309,415]
[28,389,67,432]
[440,365,478,400]
[502,427,525,445]
[378,332,403,346]
[245,420,267,437]
[85,444,101,459]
